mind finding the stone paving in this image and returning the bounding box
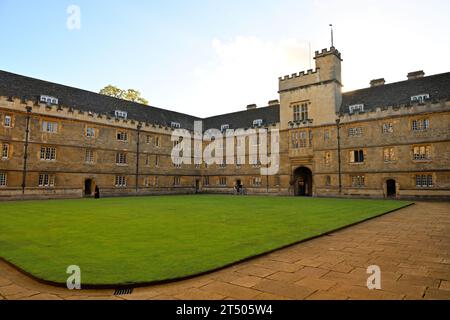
[1,202,449,300]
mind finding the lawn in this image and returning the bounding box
[0,195,411,286]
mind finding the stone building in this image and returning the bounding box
[0,46,449,200]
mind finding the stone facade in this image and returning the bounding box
[0,46,449,200]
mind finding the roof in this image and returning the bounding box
[341,72,450,114]
[0,70,201,130]
[0,70,281,131]
[203,105,280,130]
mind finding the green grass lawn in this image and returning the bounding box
[0,195,411,286]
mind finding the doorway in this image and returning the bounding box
[294,167,313,197]
[386,179,396,197]
[195,179,200,193]
[84,179,94,196]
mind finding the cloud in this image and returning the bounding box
[177,36,312,117]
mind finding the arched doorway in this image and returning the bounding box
[386,179,396,197]
[294,167,313,197]
[84,179,94,197]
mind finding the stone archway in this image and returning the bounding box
[293,167,313,197]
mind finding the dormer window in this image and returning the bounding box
[411,94,430,104]
[349,104,364,114]
[40,95,58,105]
[170,122,181,129]
[253,119,264,127]
[115,110,128,119]
[220,124,230,132]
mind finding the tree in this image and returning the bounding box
[99,85,149,105]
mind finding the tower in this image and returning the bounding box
[278,47,343,129]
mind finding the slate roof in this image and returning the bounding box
[341,72,450,114]
[203,105,280,130]
[0,70,201,130]
[1,70,449,130]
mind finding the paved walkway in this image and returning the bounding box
[1,202,450,300]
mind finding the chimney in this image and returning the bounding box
[246,104,257,110]
[407,70,425,80]
[370,78,386,87]
[268,99,279,106]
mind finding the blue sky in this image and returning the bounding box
[0,0,449,117]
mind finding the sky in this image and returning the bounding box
[0,0,449,118]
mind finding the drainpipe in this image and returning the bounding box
[135,122,142,193]
[336,118,342,195]
[21,106,32,195]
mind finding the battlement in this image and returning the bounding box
[314,46,342,61]
[279,68,319,82]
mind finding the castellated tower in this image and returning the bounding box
[279,47,343,129]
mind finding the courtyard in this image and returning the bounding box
[0,195,411,286]
[0,200,449,300]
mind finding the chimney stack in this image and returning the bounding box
[407,70,425,80]
[268,99,279,106]
[246,104,257,110]
[370,78,386,87]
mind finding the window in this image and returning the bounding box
[203,176,210,186]
[40,95,59,105]
[38,174,55,187]
[325,176,331,187]
[252,177,262,186]
[293,102,309,122]
[293,105,301,122]
[153,136,160,147]
[412,119,430,131]
[170,122,181,129]
[253,119,264,127]
[299,131,307,148]
[351,175,365,188]
[416,175,433,188]
[3,115,12,128]
[350,150,364,163]
[219,177,227,186]
[221,124,230,132]
[324,152,332,165]
[115,110,128,119]
[144,177,150,187]
[2,143,9,159]
[413,146,431,161]
[383,148,396,162]
[116,152,127,165]
[86,127,95,138]
[348,127,363,137]
[145,154,150,166]
[382,123,393,134]
[411,94,430,104]
[173,176,181,186]
[115,176,127,187]
[0,172,6,186]
[117,131,128,142]
[40,146,56,161]
[155,155,160,167]
[349,104,364,114]
[146,135,152,144]
[42,121,58,133]
[324,129,330,141]
[154,176,159,187]
[85,149,94,163]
